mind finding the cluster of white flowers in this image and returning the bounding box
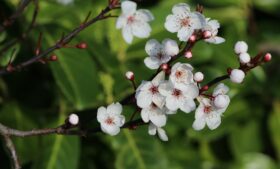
[95,1,263,141]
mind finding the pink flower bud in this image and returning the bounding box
[263,53,272,62]
[184,51,192,59]
[125,71,134,80]
[203,31,212,39]
[189,35,196,42]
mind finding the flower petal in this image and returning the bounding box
[158,81,173,96]
[101,123,120,136]
[144,57,160,70]
[205,37,225,44]
[162,39,179,56]
[206,115,221,130]
[150,110,167,127]
[172,3,190,16]
[135,9,154,22]
[148,123,157,135]
[157,127,168,141]
[116,15,126,29]
[107,102,123,115]
[136,90,153,108]
[121,1,137,15]
[165,96,179,111]
[114,115,125,127]
[132,21,151,38]
[164,15,181,33]
[97,107,107,123]
[145,39,161,56]
[122,26,133,43]
[152,94,165,109]
[177,27,193,41]
[192,119,206,131]
[151,71,165,86]
[182,84,199,99]
[180,99,196,113]
[141,108,150,123]
[213,83,229,96]
[190,12,206,29]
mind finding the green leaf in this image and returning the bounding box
[234,153,277,169]
[112,129,169,169]
[268,101,280,161]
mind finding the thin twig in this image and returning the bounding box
[2,135,21,169]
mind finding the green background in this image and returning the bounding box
[0,0,280,169]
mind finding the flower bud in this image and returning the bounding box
[76,42,88,49]
[49,55,58,61]
[125,71,134,80]
[239,52,251,64]
[230,69,245,84]
[161,63,169,71]
[213,95,230,109]
[203,31,212,39]
[189,35,196,42]
[263,53,272,62]
[69,114,79,125]
[234,41,248,54]
[194,72,204,82]
[184,51,192,59]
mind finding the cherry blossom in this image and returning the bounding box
[148,123,168,141]
[203,18,225,44]
[164,3,206,41]
[234,41,248,54]
[97,102,125,136]
[144,39,179,69]
[116,1,154,44]
[230,69,245,84]
[136,72,165,108]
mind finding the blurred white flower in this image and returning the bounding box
[234,41,248,54]
[148,123,168,141]
[213,83,230,109]
[144,39,179,69]
[57,0,74,5]
[164,3,205,41]
[194,72,204,82]
[169,62,194,90]
[159,81,198,113]
[203,18,225,44]
[230,69,245,84]
[68,114,79,125]
[97,103,125,136]
[116,1,154,44]
[239,52,251,64]
[136,72,165,108]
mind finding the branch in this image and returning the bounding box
[0,5,116,76]
[2,135,21,169]
[0,0,32,33]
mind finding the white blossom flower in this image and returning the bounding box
[148,123,168,141]
[116,1,154,44]
[192,97,227,130]
[97,102,125,136]
[164,3,206,41]
[230,69,245,84]
[194,72,204,82]
[203,18,225,44]
[68,114,79,125]
[234,41,248,54]
[159,81,198,113]
[136,72,165,108]
[212,83,230,109]
[239,52,251,64]
[57,0,74,5]
[144,39,179,69]
[169,62,195,90]
[141,104,174,127]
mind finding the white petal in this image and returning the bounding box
[151,71,165,86]
[141,108,150,123]
[180,99,196,113]
[164,15,181,33]
[172,3,190,16]
[150,110,167,127]
[192,119,206,131]
[208,19,220,30]
[145,39,161,56]
[136,91,153,108]
[132,21,151,38]
[97,107,107,123]
[182,84,199,99]
[162,39,179,56]
[206,115,221,130]
[152,94,165,109]
[178,27,193,42]
[190,12,206,29]
[114,115,125,127]
[107,102,122,115]
[213,83,229,96]
[165,96,179,111]
[121,1,137,15]
[135,9,154,22]
[158,81,173,96]
[148,123,157,135]
[122,26,133,44]
[157,127,168,141]
[116,15,126,29]
[101,123,120,136]
[144,57,160,70]
[205,36,225,44]
[136,81,152,92]
[194,104,205,119]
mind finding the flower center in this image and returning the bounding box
[203,106,212,114]
[172,89,182,98]
[149,85,158,94]
[127,16,135,24]
[180,17,190,27]
[105,117,114,125]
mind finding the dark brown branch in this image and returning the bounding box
[0,0,32,33]
[0,5,115,76]
[2,135,21,169]
[0,0,39,57]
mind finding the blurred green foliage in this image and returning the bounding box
[0,0,280,169]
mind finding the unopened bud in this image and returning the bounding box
[239,52,251,64]
[76,42,88,49]
[230,69,245,84]
[203,31,212,39]
[68,114,79,125]
[213,95,230,109]
[201,85,209,91]
[161,63,169,71]
[194,72,204,82]
[49,55,58,61]
[189,35,196,42]
[263,53,272,62]
[125,71,134,80]
[6,65,14,72]
[184,51,192,59]
[234,41,248,54]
